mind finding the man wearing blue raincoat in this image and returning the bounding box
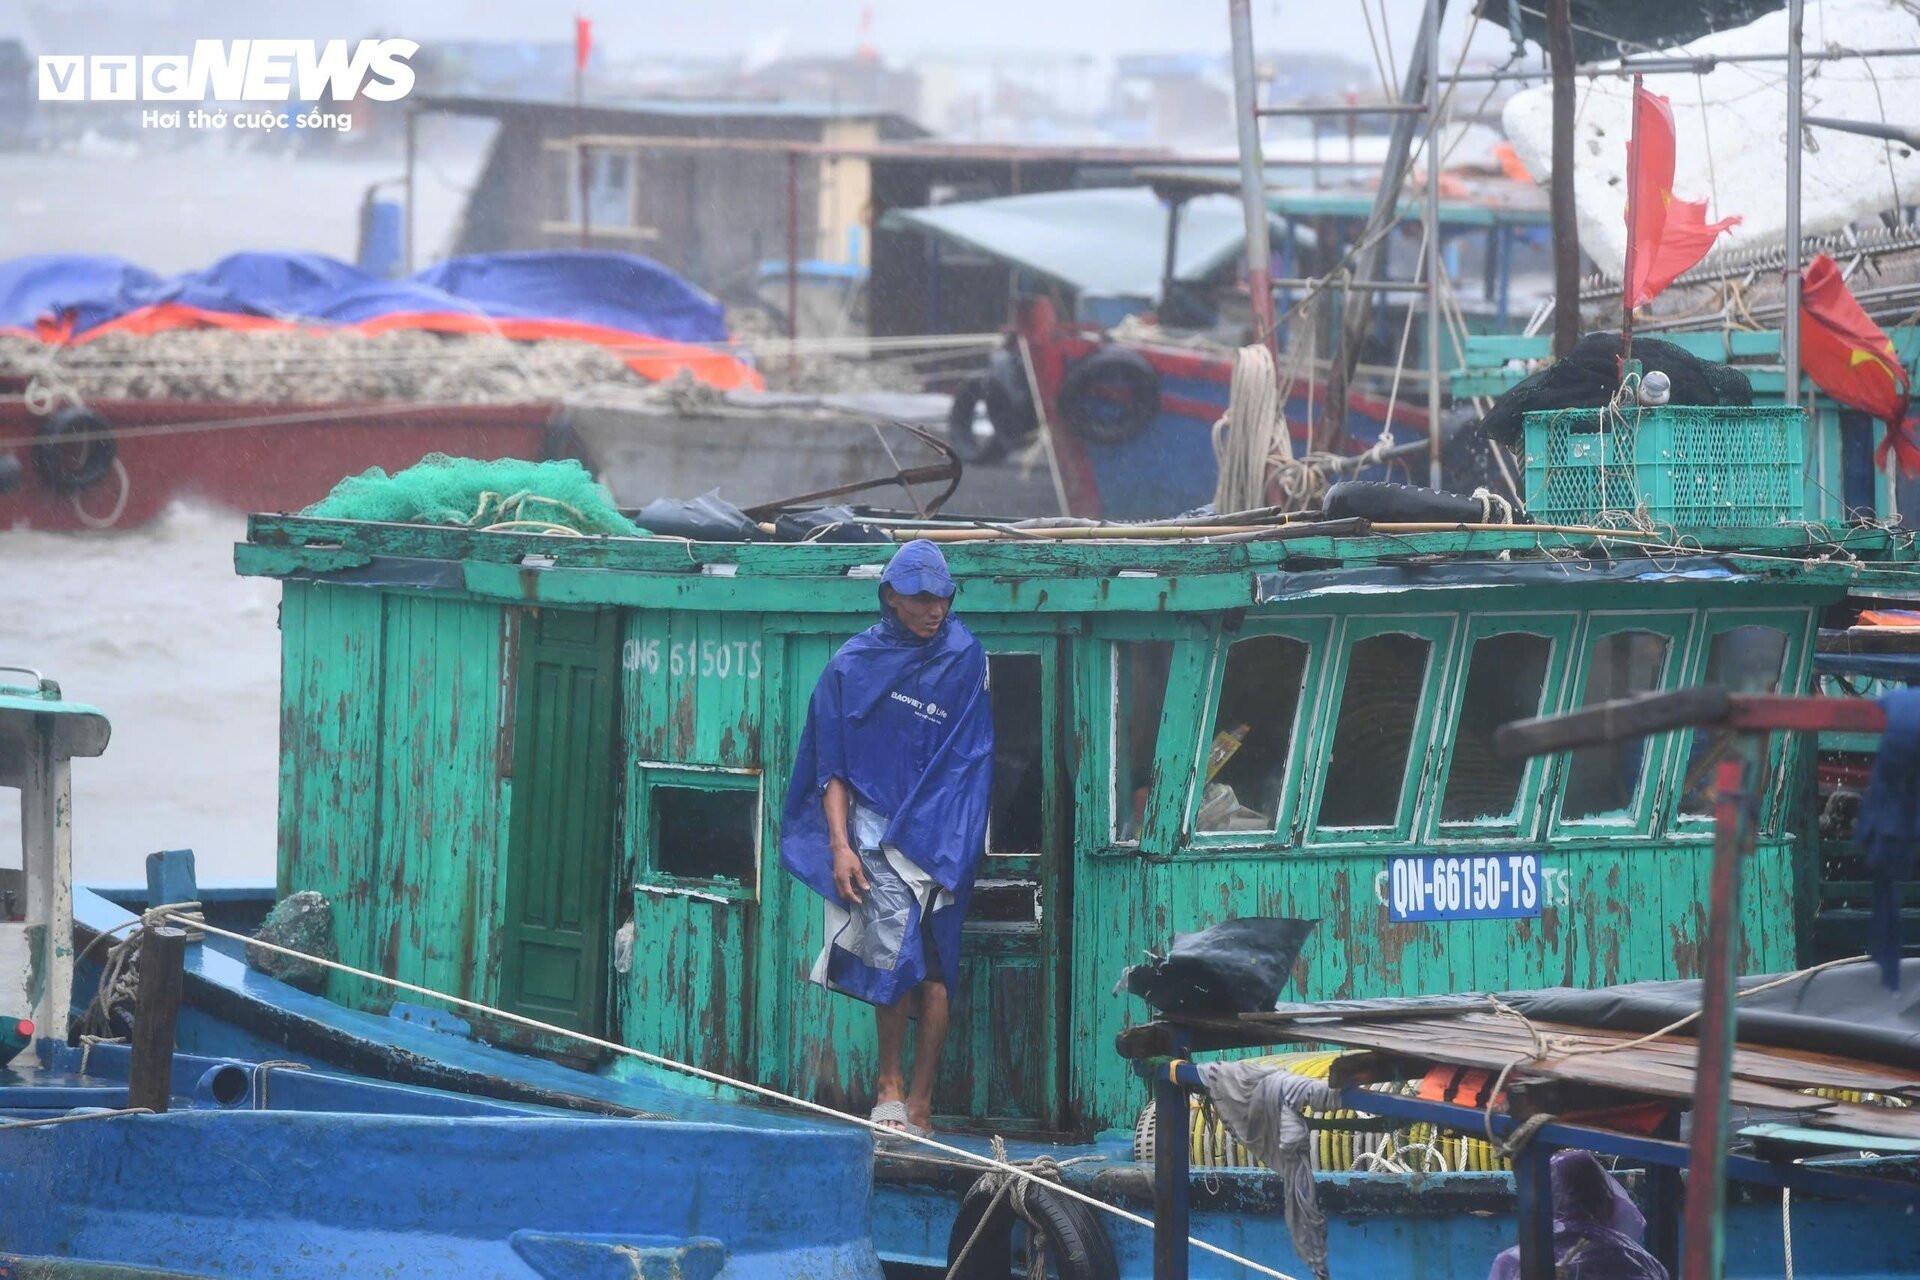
[780,539,994,1139]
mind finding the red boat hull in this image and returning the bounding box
[0,400,559,532]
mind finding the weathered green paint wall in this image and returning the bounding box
[277,583,508,1012]
[264,526,1846,1137]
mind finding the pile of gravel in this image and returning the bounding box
[0,328,655,404]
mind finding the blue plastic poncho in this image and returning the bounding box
[1854,688,1920,988]
[779,540,994,1006]
[1487,1151,1666,1280]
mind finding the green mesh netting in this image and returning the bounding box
[302,454,646,536]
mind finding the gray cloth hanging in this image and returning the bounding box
[1196,1060,1337,1280]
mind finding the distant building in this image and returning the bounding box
[413,94,925,302]
[738,56,921,121]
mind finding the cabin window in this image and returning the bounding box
[987,652,1044,856]
[1318,632,1434,829]
[1113,640,1173,843]
[1198,634,1309,834]
[1562,629,1674,821]
[1441,632,1555,825]
[634,766,761,896]
[654,787,757,884]
[1679,625,1792,816]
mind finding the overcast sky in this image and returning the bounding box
[17,1,1509,65]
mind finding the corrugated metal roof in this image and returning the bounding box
[878,187,1304,301]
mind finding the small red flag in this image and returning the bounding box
[1624,86,1740,308]
[574,17,592,73]
[1800,253,1920,475]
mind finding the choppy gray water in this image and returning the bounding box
[0,504,281,884]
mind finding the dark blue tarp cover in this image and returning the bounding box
[0,249,727,343]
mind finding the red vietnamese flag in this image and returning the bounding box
[575,17,592,72]
[1624,86,1740,308]
[1800,253,1920,474]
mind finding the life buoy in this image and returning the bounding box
[33,405,117,494]
[948,377,1008,464]
[1058,347,1159,447]
[945,1171,1118,1280]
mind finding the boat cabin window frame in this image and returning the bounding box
[1303,613,1458,847]
[1549,611,1696,837]
[629,762,763,902]
[1180,616,1334,851]
[1421,612,1579,843]
[1090,619,1211,854]
[1669,609,1811,837]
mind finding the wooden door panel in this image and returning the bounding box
[501,608,619,1036]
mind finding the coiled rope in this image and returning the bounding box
[1210,338,1405,515]
[145,909,1306,1280]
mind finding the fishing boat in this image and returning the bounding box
[0,669,881,1280]
[0,249,758,532]
[57,421,1917,1277]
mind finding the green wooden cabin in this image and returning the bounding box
[238,514,1894,1137]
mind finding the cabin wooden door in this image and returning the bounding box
[500,607,620,1037]
[931,636,1068,1132]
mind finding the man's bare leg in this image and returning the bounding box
[905,979,949,1134]
[874,996,911,1129]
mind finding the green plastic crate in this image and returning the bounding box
[1521,405,1806,527]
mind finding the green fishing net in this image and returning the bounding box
[303,454,647,536]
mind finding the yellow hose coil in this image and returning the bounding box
[1141,1051,1513,1174]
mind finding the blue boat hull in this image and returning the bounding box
[0,1039,880,1280]
[71,887,1920,1280]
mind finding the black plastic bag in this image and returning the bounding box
[772,505,892,543]
[633,491,764,541]
[1117,916,1317,1015]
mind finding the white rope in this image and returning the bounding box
[1471,487,1516,525]
[69,457,130,530]
[1782,1185,1795,1280]
[1213,345,1285,514]
[154,910,1305,1280]
[0,1106,154,1130]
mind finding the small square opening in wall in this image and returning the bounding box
[653,785,757,884]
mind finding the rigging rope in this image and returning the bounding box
[148,909,1306,1280]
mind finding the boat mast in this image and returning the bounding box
[1423,0,1444,488]
[1547,0,1580,357]
[1227,0,1279,357]
[1783,0,1804,413]
[1323,0,1444,452]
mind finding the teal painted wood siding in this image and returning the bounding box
[258,517,1855,1138]
[277,583,509,1012]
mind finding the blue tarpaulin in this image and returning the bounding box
[0,249,728,344]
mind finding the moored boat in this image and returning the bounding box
[0,669,881,1280]
[74,452,1917,1278]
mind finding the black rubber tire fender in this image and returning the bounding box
[945,1173,1118,1280]
[33,405,116,493]
[947,376,1009,464]
[982,347,1038,445]
[1323,479,1515,525]
[1058,345,1159,447]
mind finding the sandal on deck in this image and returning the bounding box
[870,1100,911,1134]
[869,1101,934,1141]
